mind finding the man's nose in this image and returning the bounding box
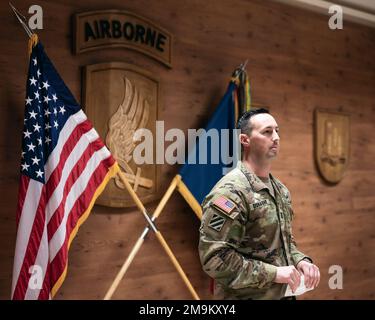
[272,130,280,142]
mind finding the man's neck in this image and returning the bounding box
[242,156,271,178]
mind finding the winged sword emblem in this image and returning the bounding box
[106,77,153,191]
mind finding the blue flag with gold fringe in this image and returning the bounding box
[176,80,239,219]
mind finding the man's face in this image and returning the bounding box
[246,113,280,160]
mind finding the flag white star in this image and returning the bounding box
[45,136,51,144]
[29,77,37,86]
[43,95,51,104]
[45,123,51,130]
[33,123,41,132]
[23,129,32,138]
[42,81,50,90]
[33,57,37,66]
[59,106,66,115]
[52,94,58,102]
[54,120,59,129]
[37,69,41,77]
[21,163,30,171]
[53,108,58,115]
[35,169,43,178]
[25,97,33,105]
[44,109,51,117]
[34,91,40,100]
[29,110,37,119]
[21,151,26,158]
[27,142,36,152]
[31,156,41,165]
[37,137,42,146]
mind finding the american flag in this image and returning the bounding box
[11,38,119,300]
[213,196,235,214]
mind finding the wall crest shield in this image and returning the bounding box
[83,62,160,207]
[315,109,350,184]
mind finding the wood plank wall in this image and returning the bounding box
[0,0,374,300]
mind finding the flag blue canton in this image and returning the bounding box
[21,43,80,183]
[225,200,234,208]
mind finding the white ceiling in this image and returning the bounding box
[333,0,375,14]
[273,0,375,28]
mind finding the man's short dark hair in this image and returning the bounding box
[237,108,270,135]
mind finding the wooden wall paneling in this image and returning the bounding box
[0,0,374,299]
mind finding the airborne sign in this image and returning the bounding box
[74,10,172,68]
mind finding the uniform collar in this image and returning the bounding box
[238,161,285,204]
[237,161,270,192]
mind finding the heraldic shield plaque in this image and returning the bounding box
[83,62,160,207]
[315,109,350,184]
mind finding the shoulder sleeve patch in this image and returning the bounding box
[208,213,226,232]
[211,196,236,218]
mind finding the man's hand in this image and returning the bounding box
[296,260,320,289]
[274,266,301,293]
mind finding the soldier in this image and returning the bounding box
[199,108,320,300]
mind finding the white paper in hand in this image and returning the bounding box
[284,275,314,297]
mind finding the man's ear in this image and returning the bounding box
[239,133,250,147]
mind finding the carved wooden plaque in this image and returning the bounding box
[315,109,350,184]
[83,62,160,207]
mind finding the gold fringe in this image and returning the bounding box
[233,89,239,124]
[246,79,251,111]
[176,175,203,220]
[230,76,240,85]
[28,34,38,57]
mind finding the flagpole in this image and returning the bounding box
[9,2,33,38]
[104,176,180,300]
[112,170,200,300]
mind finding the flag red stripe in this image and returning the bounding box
[44,119,92,199]
[37,262,51,300]
[47,138,105,241]
[48,157,115,288]
[16,176,30,226]
[12,183,47,300]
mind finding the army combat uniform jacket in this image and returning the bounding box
[199,161,311,300]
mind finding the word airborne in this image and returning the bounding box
[84,19,167,52]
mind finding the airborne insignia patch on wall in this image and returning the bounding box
[208,213,226,232]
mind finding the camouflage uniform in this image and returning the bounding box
[199,161,311,300]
